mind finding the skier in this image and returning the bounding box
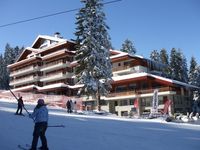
[66,100,71,113]
[29,99,49,150]
[15,96,24,115]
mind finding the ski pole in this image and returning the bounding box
[48,125,65,128]
[9,88,30,115]
[9,88,19,100]
[22,105,30,115]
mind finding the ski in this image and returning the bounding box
[15,113,25,116]
[48,124,65,128]
[18,144,29,150]
[18,144,41,150]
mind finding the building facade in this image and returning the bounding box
[8,34,199,116]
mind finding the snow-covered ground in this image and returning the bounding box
[0,99,200,150]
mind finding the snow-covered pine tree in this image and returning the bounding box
[169,48,188,82]
[0,54,4,89]
[74,0,113,110]
[160,48,168,64]
[189,56,199,86]
[159,48,170,77]
[3,43,15,89]
[180,53,188,83]
[120,39,136,55]
[150,50,160,62]
[14,46,24,60]
[196,66,200,88]
[169,48,179,80]
[2,44,24,89]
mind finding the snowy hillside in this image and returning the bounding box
[0,99,200,150]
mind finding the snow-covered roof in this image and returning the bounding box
[37,83,84,91]
[7,56,40,68]
[149,73,200,89]
[26,47,40,53]
[110,49,146,60]
[10,85,37,92]
[31,35,67,48]
[112,72,200,89]
[14,47,39,62]
[37,83,68,90]
[112,72,147,81]
[110,52,128,59]
[67,84,84,89]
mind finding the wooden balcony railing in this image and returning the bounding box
[107,87,176,97]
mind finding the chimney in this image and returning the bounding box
[54,32,61,38]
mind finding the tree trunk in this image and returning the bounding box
[96,84,101,111]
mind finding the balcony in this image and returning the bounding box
[112,66,132,72]
[112,65,147,76]
[10,66,40,77]
[40,72,73,83]
[9,76,40,86]
[107,87,176,99]
[40,61,70,72]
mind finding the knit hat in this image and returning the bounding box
[37,99,45,105]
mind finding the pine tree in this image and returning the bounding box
[3,44,14,89]
[1,44,24,89]
[4,43,16,65]
[74,0,113,110]
[196,66,200,88]
[160,48,168,64]
[189,56,198,86]
[14,46,24,60]
[0,54,4,89]
[120,39,136,55]
[169,48,188,82]
[150,50,160,62]
[180,52,188,83]
[169,48,179,80]
[159,48,170,76]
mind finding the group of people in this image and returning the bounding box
[15,96,49,150]
[66,99,77,113]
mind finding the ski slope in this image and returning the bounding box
[0,99,200,150]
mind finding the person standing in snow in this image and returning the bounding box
[29,99,49,150]
[15,96,24,115]
[73,101,77,113]
[66,100,71,113]
[70,99,73,113]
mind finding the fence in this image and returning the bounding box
[0,90,83,110]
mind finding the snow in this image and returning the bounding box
[0,99,200,150]
[112,72,199,89]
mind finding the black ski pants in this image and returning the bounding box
[16,104,23,114]
[31,122,48,150]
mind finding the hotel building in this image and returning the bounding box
[8,34,199,116]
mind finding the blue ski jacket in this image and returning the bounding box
[30,105,48,123]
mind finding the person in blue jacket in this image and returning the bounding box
[29,99,49,150]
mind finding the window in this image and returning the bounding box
[116,86,127,92]
[120,100,128,106]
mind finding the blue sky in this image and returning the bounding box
[0,0,200,64]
